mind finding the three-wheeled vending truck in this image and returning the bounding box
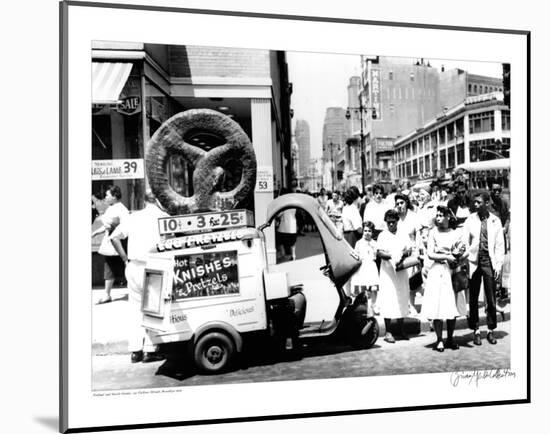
[140,193,379,374]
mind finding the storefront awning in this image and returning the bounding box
[92,62,133,104]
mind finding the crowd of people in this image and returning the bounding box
[314,180,510,351]
[92,179,510,361]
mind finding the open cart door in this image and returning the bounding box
[263,193,361,288]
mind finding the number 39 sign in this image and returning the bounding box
[91,158,145,180]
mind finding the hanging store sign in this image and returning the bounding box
[371,68,382,121]
[255,166,274,192]
[116,96,141,115]
[91,158,145,180]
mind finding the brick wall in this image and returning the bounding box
[168,45,271,78]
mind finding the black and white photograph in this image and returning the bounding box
[90,43,513,392]
[52,1,535,432]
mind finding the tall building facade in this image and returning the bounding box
[295,119,311,181]
[357,56,503,187]
[322,107,348,191]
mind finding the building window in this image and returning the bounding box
[446,123,454,141]
[469,111,495,134]
[406,144,411,159]
[412,141,417,156]
[406,162,412,177]
[413,159,418,175]
[457,143,465,165]
[438,127,445,144]
[502,110,511,130]
[389,71,393,80]
[456,118,464,137]
[439,149,446,170]
[448,146,455,168]
[430,132,437,149]
[424,155,430,173]
[473,84,478,93]
[469,138,510,162]
[419,158,424,174]
[468,84,472,93]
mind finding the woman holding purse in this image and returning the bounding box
[421,206,468,352]
[376,209,413,343]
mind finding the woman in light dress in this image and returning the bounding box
[351,221,380,313]
[422,205,468,352]
[377,209,412,343]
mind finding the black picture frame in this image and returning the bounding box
[60,1,530,432]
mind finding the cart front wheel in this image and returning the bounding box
[194,332,236,374]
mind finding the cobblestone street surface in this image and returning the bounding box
[92,319,510,391]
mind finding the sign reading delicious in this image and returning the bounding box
[158,210,252,235]
[91,159,144,180]
[172,251,239,300]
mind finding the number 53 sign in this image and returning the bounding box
[91,158,145,180]
[255,166,274,193]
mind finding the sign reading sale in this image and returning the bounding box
[91,159,145,180]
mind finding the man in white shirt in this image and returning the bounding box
[110,192,168,363]
[462,192,505,346]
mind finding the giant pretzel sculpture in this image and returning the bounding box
[146,109,257,216]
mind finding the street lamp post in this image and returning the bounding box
[345,103,370,194]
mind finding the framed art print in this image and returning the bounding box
[60,1,530,432]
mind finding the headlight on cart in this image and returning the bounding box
[142,270,164,317]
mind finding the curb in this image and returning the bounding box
[377,308,511,336]
[93,341,129,356]
[92,307,510,356]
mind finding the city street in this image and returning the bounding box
[92,318,510,391]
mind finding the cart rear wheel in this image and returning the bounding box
[348,317,379,350]
[194,332,236,374]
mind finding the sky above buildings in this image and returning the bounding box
[287,51,503,159]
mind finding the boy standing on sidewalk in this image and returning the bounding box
[462,192,505,346]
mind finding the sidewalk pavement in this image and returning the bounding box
[92,253,511,355]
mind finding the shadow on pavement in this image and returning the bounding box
[154,337,381,382]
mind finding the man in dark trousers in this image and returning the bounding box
[462,192,505,345]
